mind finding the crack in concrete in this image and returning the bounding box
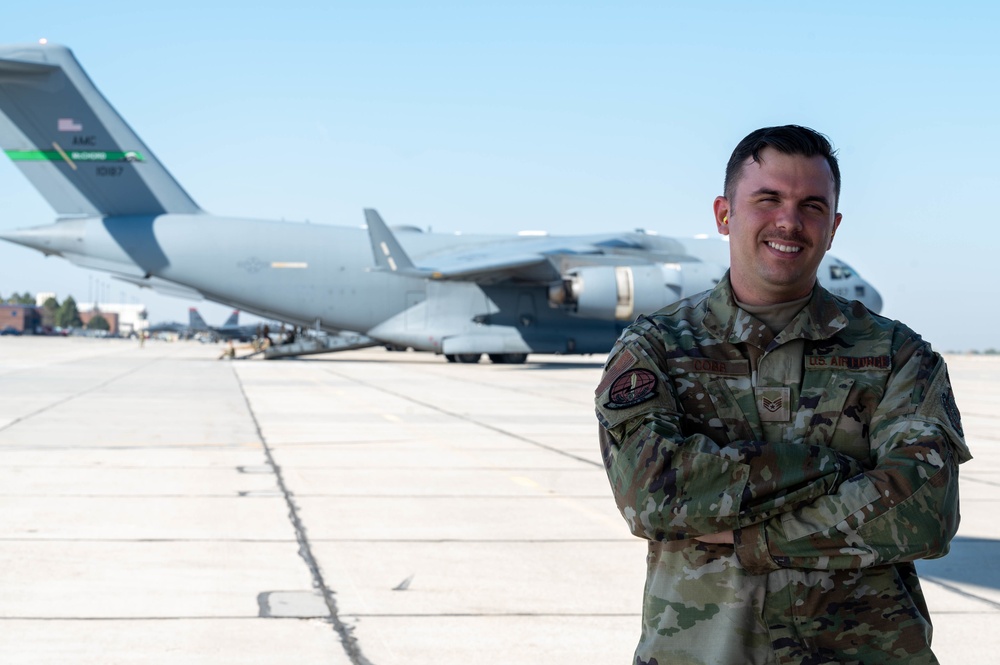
[232,367,374,665]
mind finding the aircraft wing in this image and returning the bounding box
[364,209,690,285]
[413,249,566,283]
[365,208,561,282]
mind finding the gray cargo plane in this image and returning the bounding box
[0,43,882,363]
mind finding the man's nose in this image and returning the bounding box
[773,204,803,230]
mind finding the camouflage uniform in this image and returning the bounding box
[596,275,971,665]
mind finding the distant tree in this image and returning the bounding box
[55,296,82,328]
[40,297,59,328]
[87,314,110,331]
[10,292,34,305]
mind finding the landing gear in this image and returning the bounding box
[488,353,528,364]
[446,353,527,364]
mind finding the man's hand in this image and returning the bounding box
[695,530,735,544]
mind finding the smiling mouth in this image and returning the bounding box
[767,241,802,254]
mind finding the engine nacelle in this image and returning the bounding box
[549,265,680,321]
[548,263,725,321]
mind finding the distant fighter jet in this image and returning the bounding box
[144,319,191,337]
[188,308,257,342]
[0,44,882,363]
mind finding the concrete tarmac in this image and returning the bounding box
[0,338,996,664]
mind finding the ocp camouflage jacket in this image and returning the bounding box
[596,276,971,665]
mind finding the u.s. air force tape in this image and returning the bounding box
[604,369,657,409]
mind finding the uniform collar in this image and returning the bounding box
[704,272,850,348]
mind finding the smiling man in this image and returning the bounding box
[596,126,971,664]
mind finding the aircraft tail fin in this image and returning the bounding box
[188,308,209,331]
[364,208,416,273]
[222,310,239,328]
[0,43,202,217]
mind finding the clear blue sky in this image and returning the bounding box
[0,1,996,350]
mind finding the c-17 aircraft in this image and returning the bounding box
[0,43,883,364]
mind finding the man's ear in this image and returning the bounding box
[828,213,843,249]
[713,197,731,236]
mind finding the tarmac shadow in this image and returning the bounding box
[916,536,1000,592]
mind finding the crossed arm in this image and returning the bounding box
[598,338,969,573]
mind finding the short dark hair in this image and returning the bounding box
[724,125,841,208]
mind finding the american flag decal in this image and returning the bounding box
[57,118,82,132]
[596,348,637,396]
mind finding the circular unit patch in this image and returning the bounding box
[605,368,657,409]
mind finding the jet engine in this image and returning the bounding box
[548,262,725,321]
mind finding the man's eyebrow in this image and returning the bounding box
[750,188,830,207]
[802,195,831,207]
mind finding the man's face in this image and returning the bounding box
[713,147,842,305]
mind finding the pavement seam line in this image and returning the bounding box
[0,352,171,434]
[922,575,1000,610]
[231,364,375,665]
[322,367,602,468]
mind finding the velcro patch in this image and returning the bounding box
[672,357,749,377]
[596,348,637,396]
[604,369,658,410]
[756,386,790,422]
[942,388,964,438]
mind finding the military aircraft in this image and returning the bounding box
[0,43,883,363]
[189,308,258,342]
[144,319,191,338]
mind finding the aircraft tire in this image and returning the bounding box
[489,353,528,364]
[455,353,482,364]
[445,355,457,363]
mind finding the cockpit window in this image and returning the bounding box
[830,264,853,280]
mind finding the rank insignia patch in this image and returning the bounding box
[756,386,790,422]
[604,369,657,409]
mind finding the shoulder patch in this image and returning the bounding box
[604,368,658,409]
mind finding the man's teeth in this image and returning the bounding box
[767,242,801,254]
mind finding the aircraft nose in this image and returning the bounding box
[863,282,883,314]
